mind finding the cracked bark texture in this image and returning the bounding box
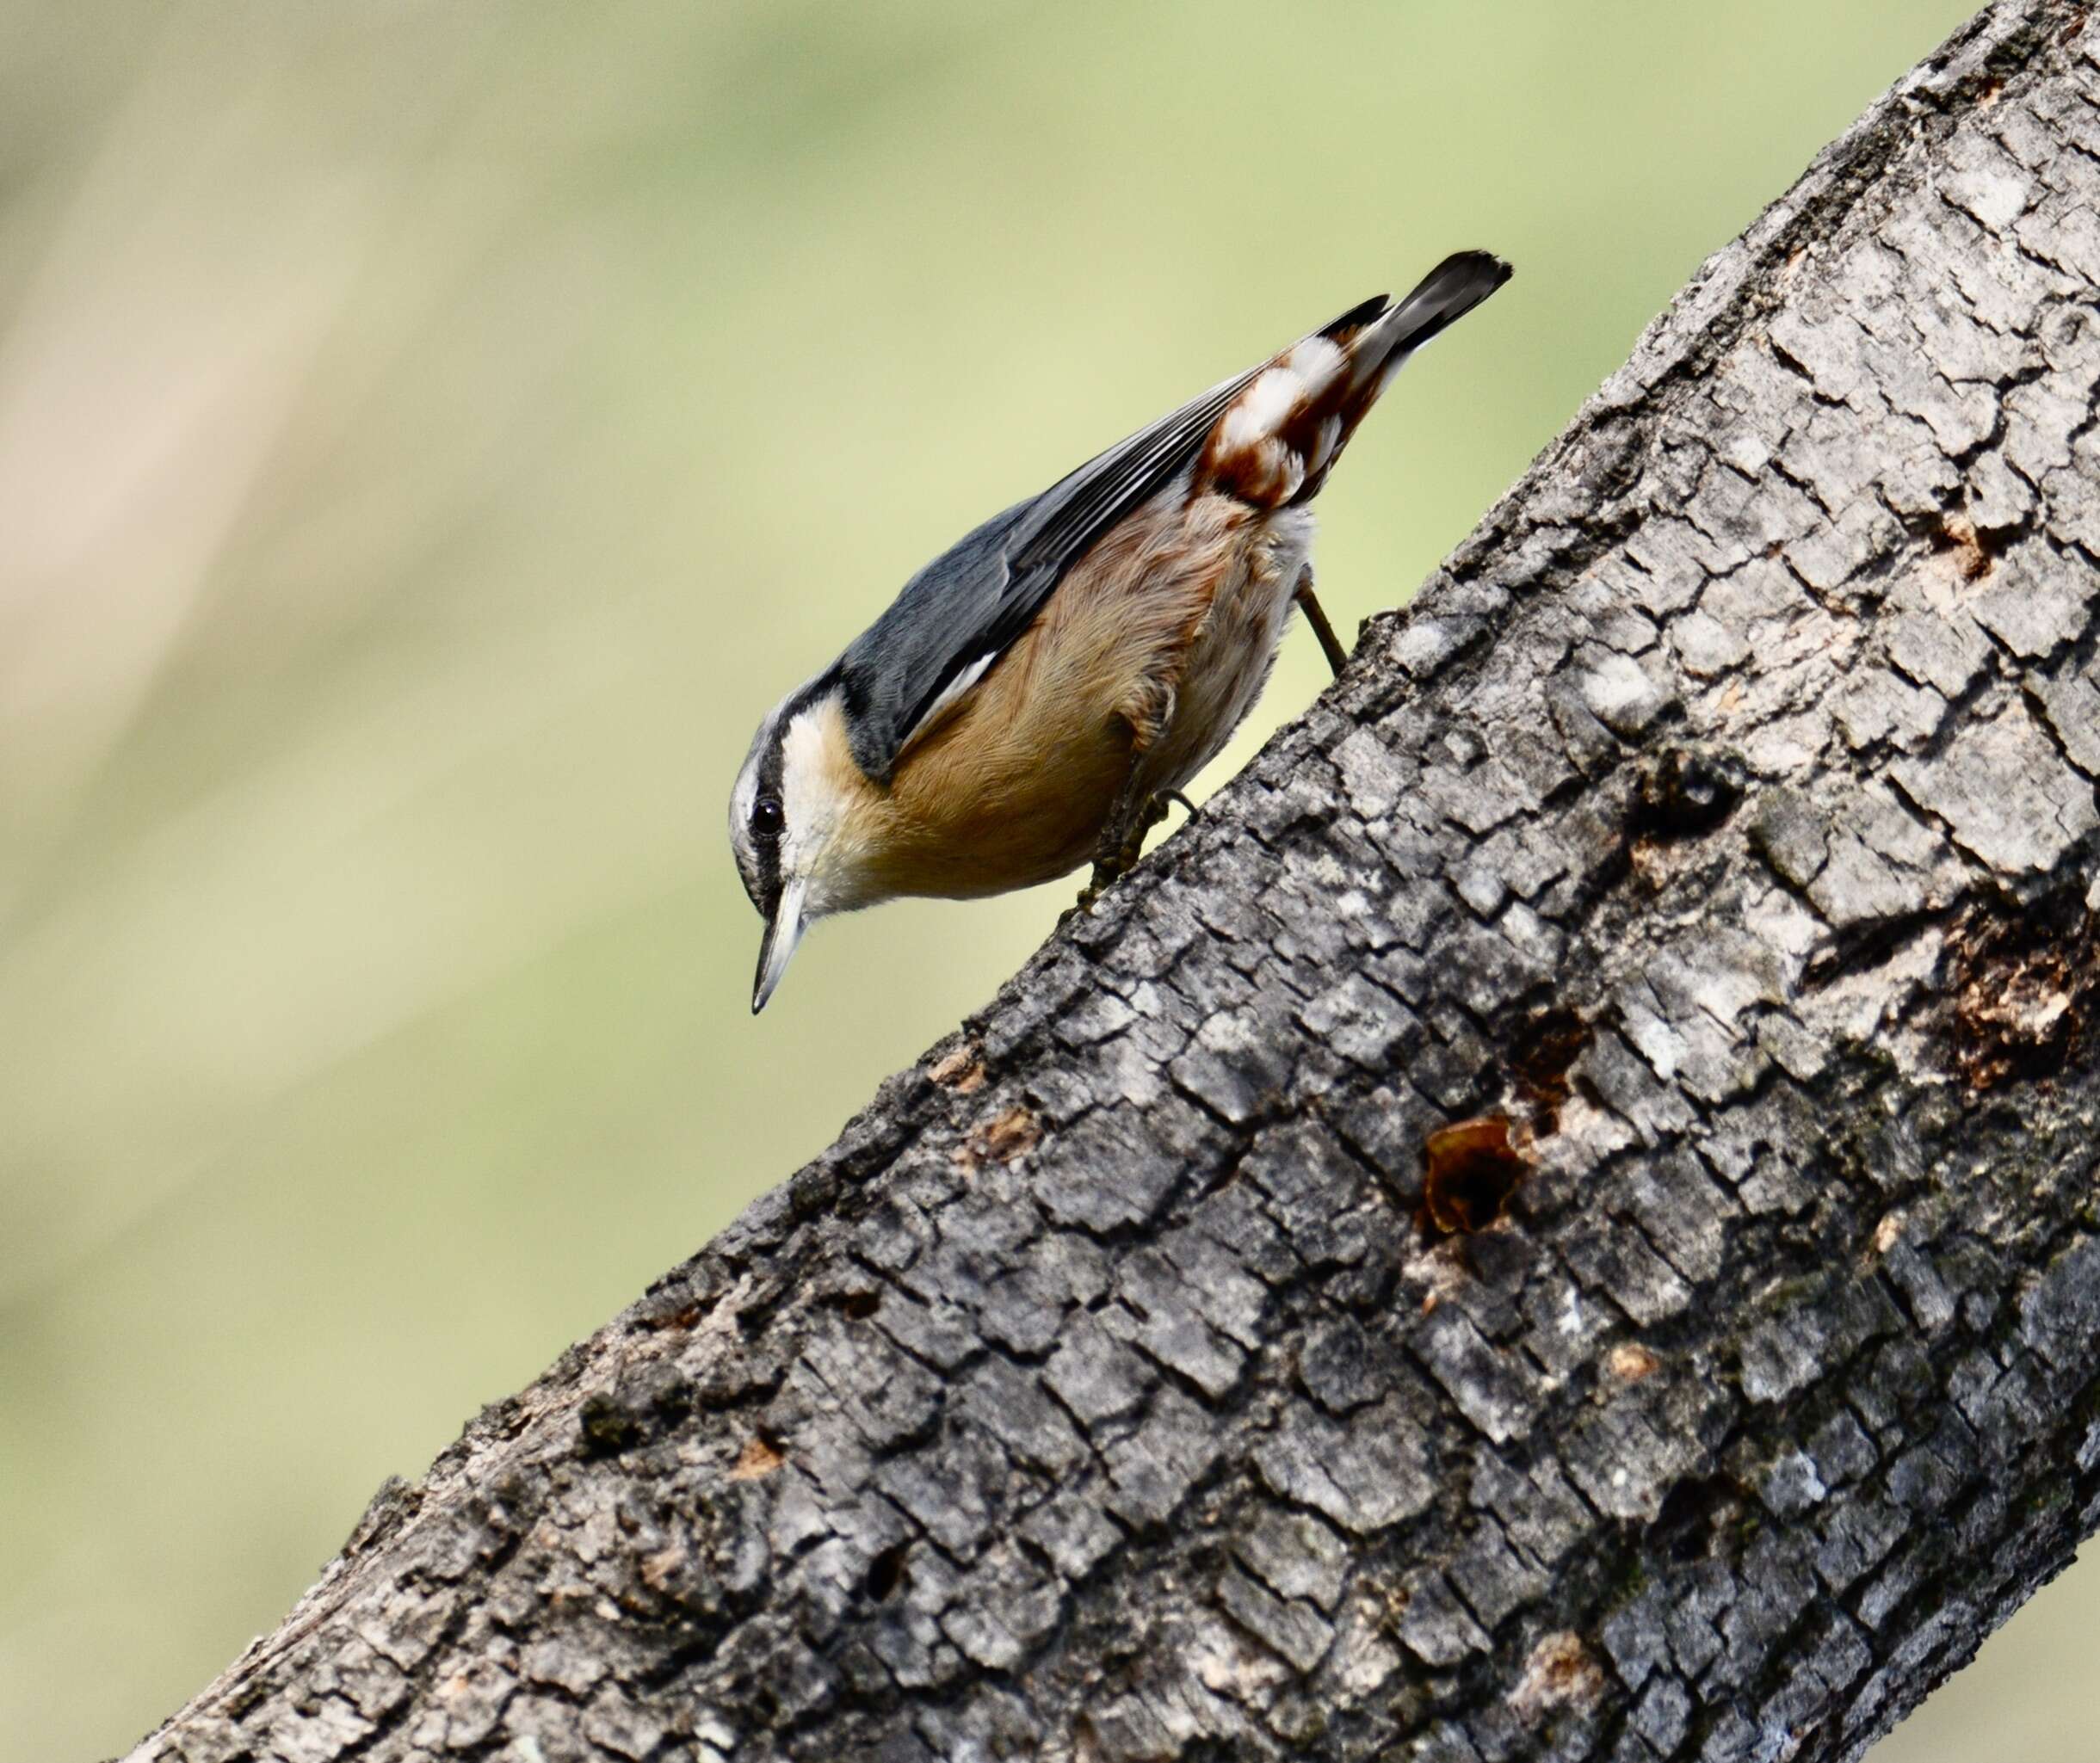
[133,6,2100,1762]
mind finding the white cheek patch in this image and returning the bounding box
[779,708,831,848]
[778,699,868,915]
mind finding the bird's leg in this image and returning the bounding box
[1073,775,1171,909]
[1071,681,1195,912]
[1294,562,1350,676]
[1115,794,1173,869]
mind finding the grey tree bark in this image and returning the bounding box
[133,5,2100,1761]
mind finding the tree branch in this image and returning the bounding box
[134,4,2100,1760]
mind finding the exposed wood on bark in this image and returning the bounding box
[133,5,2100,1760]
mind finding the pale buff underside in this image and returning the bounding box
[811,489,1314,905]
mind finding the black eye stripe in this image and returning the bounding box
[751,793,784,838]
[743,670,837,922]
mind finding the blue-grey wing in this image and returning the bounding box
[831,293,1394,784]
[831,367,1257,784]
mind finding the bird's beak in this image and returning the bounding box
[751,876,808,1014]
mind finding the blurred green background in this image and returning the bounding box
[0,3,2088,1758]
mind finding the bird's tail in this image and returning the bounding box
[1200,250,1511,509]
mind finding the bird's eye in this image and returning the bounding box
[751,793,785,839]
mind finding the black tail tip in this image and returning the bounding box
[1382,250,1513,343]
[1428,249,1514,295]
[1320,252,1511,343]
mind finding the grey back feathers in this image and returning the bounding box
[831,251,1510,785]
[831,374,1251,784]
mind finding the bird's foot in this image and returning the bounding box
[1130,793,1173,849]
[1071,796,1165,913]
[1084,843,1136,898]
[1065,875,1104,918]
[1110,795,1175,872]
[1067,785,1202,922]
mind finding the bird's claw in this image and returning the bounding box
[1071,844,1137,916]
[1069,789,1195,919]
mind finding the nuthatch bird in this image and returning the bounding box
[732,251,1510,1012]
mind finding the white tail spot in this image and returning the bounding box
[1220,366,1303,450]
[1284,335,1345,385]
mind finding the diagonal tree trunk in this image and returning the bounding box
[133,4,2100,1760]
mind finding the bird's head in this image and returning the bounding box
[730,681,880,1014]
